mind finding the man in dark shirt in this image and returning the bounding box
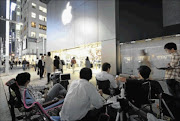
[53,56,59,71]
[117,66,163,107]
[38,56,45,79]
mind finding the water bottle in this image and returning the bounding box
[120,84,125,98]
[115,75,120,86]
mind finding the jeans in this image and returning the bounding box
[45,83,67,102]
[40,67,44,78]
[23,64,26,70]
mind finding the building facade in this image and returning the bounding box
[20,0,47,61]
[47,0,117,74]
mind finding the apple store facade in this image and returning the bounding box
[47,0,117,74]
[47,0,180,78]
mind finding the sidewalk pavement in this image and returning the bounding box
[0,77,11,121]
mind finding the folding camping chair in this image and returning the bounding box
[6,78,64,121]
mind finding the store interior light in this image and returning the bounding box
[145,38,152,41]
[10,2,16,20]
[119,43,124,45]
[175,34,180,37]
[11,2,16,11]
[18,22,23,25]
[131,41,136,44]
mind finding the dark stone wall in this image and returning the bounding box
[163,0,180,27]
[117,0,163,43]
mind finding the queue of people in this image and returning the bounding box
[10,42,180,121]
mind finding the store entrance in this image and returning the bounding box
[51,42,101,74]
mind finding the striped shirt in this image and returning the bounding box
[165,52,180,80]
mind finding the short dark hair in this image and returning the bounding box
[16,72,31,86]
[102,62,111,71]
[80,68,92,81]
[48,52,51,56]
[164,42,177,50]
[138,66,151,80]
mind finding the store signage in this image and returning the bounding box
[62,2,72,25]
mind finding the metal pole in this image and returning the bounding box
[43,38,44,55]
[5,0,10,74]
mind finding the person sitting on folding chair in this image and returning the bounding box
[96,62,120,95]
[117,65,163,108]
[16,72,67,105]
[60,68,105,121]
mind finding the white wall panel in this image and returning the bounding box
[98,0,116,41]
[101,39,116,75]
[121,36,180,79]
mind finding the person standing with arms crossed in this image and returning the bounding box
[164,42,180,98]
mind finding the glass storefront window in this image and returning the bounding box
[51,42,102,72]
[39,15,47,22]
[16,11,20,16]
[39,33,47,39]
[31,12,36,18]
[31,32,36,38]
[32,3,36,9]
[31,22,36,28]
[39,6,47,13]
[39,24,47,30]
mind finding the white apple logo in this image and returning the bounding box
[62,2,72,25]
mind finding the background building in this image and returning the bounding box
[15,0,22,59]
[20,0,47,61]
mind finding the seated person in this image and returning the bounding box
[60,68,105,121]
[117,66,163,107]
[96,62,120,95]
[16,72,67,105]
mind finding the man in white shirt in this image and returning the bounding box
[96,62,120,95]
[60,68,105,121]
[44,52,53,84]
